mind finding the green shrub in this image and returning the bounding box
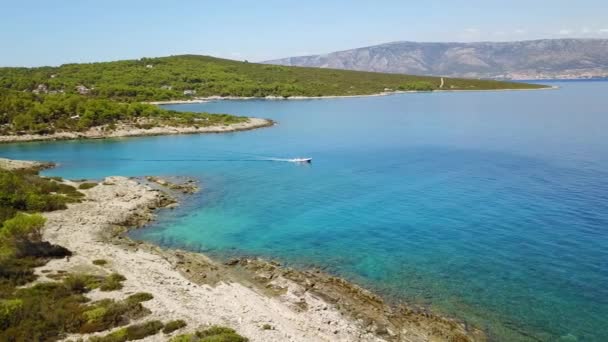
[0,169,83,225]
[63,274,98,293]
[163,319,187,334]
[78,182,98,190]
[93,259,108,266]
[100,273,126,291]
[89,320,164,342]
[0,268,149,340]
[0,298,23,328]
[171,326,248,342]
[0,213,46,258]
[125,292,153,304]
[78,297,148,334]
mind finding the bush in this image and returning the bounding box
[0,271,144,341]
[78,182,97,190]
[125,292,153,304]
[100,273,126,291]
[1,213,45,242]
[163,319,187,334]
[78,297,149,334]
[0,169,83,225]
[171,326,248,342]
[89,320,164,342]
[63,274,104,293]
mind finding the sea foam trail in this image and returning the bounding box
[114,157,305,163]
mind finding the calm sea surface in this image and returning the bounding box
[2,81,607,341]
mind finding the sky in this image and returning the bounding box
[1,0,608,66]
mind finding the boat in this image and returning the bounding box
[289,158,312,163]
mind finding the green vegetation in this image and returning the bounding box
[0,166,248,341]
[0,169,78,286]
[0,55,544,135]
[78,182,98,190]
[163,319,187,334]
[397,81,435,91]
[0,271,145,341]
[0,168,83,224]
[0,88,246,135]
[125,292,154,304]
[0,55,545,101]
[171,326,248,342]
[89,320,164,342]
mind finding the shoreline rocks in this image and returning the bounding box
[0,117,273,144]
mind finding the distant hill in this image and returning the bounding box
[0,55,545,135]
[265,39,608,80]
[0,55,543,101]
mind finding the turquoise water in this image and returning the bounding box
[2,81,608,341]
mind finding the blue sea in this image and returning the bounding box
[2,81,607,341]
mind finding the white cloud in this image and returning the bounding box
[464,28,479,34]
[599,28,608,34]
[514,29,526,35]
[558,29,572,35]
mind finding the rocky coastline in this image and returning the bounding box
[0,117,273,144]
[24,164,485,341]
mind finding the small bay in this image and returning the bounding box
[2,81,607,341]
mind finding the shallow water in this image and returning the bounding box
[2,81,607,341]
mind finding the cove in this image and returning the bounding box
[2,81,607,341]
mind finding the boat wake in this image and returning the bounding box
[115,156,311,163]
[264,157,312,163]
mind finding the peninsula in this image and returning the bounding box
[0,55,545,143]
[0,55,543,341]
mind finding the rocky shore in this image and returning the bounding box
[170,86,556,103]
[0,157,55,171]
[26,168,486,341]
[0,117,273,144]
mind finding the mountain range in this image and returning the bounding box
[264,39,608,80]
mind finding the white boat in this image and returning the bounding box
[289,158,312,163]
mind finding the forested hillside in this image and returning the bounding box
[1,55,545,101]
[0,55,545,135]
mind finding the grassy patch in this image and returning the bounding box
[61,272,126,293]
[171,326,248,342]
[78,182,98,190]
[125,292,153,304]
[0,272,147,341]
[99,273,126,291]
[93,259,108,266]
[163,319,187,334]
[0,169,84,224]
[89,320,164,342]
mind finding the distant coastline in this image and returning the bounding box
[153,85,557,104]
